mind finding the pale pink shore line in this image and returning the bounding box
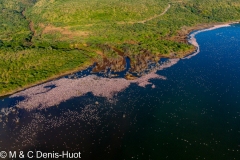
[10,59,179,110]
[9,23,237,110]
[183,24,231,59]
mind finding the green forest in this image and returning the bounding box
[0,0,240,96]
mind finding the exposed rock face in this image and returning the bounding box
[93,52,162,77]
[93,56,126,73]
[92,45,126,73]
[129,51,158,73]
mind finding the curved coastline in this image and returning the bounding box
[0,22,237,99]
[183,23,235,59]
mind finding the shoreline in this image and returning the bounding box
[10,59,178,110]
[183,23,234,59]
[0,61,94,98]
[0,21,238,98]
[172,21,239,59]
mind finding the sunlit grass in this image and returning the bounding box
[0,0,240,95]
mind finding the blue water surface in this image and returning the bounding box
[0,24,240,160]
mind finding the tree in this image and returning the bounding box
[0,40,4,48]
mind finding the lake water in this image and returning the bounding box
[0,24,240,160]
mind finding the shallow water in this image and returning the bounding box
[0,24,240,160]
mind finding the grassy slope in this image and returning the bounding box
[0,0,95,95]
[0,0,240,95]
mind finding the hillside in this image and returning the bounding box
[0,0,240,96]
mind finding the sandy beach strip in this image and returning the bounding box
[184,24,231,59]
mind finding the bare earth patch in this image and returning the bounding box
[40,24,89,39]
